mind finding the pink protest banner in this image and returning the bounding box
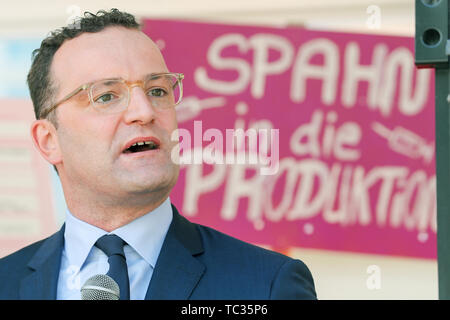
[143,19,436,259]
[0,99,57,258]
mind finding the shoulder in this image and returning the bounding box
[0,239,46,298]
[193,223,317,299]
[196,223,288,262]
[0,239,45,271]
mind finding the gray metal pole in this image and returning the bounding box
[435,67,450,299]
[415,0,449,299]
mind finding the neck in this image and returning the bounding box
[64,189,170,232]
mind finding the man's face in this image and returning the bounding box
[50,26,179,203]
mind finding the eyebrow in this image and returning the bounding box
[102,79,121,86]
[88,77,122,84]
[144,73,167,81]
[87,72,169,84]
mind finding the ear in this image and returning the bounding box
[30,119,62,166]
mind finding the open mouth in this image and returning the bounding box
[123,140,160,154]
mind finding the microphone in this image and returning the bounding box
[80,274,120,300]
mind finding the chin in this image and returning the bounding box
[127,169,178,195]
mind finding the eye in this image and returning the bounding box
[147,88,168,98]
[94,92,119,104]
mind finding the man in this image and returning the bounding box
[0,9,316,300]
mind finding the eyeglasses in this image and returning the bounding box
[39,72,184,119]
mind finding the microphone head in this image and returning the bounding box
[80,274,120,300]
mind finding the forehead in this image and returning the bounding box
[51,26,168,94]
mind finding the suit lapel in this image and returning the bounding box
[145,205,205,299]
[19,225,65,300]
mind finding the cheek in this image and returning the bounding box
[162,121,179,151]
[57,113,118,161]
[58,126,94,162]
[160,109,178,135]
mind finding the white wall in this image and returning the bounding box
[291,248,437,299]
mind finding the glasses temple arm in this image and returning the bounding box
[39,84,88,119]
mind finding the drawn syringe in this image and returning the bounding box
[371,122,435,164]
[176,96,227,123]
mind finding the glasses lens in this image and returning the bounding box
[144,74,182,108]
[90,80,127,113]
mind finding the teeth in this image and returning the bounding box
[130,141,157,148]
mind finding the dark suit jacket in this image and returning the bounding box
[0,205,316,299]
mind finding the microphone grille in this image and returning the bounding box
[80,274,120,300]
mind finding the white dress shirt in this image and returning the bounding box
[57,198,173,300]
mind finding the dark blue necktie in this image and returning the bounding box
[95,234,130,300]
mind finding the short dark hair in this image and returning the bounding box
[27,8,140,125]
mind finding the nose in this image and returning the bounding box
[122,86,156,125]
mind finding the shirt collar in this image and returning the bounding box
[64,197,173,270]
